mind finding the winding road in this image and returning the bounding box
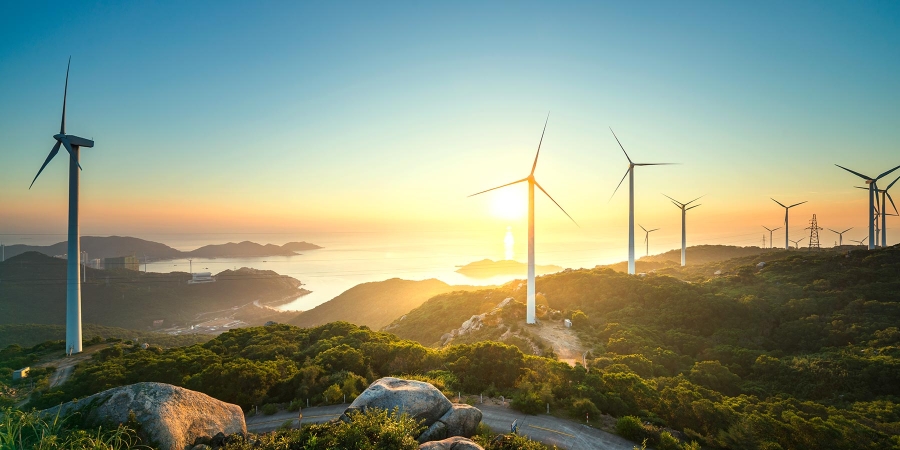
[245,403,636,450]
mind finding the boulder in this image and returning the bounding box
[341,377,452,429]
[419,436,484,450]
[41,382,245,450]
[418,404,482,442]
[342,377,483,444]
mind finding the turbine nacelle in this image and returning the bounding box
[54,134,95,148]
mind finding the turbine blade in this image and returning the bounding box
[535,180,578,227]
[842,228,853,233]
[634,163,677,166]
[662,193,684,206]
[875,191,881,212]
[685,195,704,206]
[827,228,839,234]
[875,163,900,181]
[29,141,62,189]
[59,137,83,170]
[771,198,787,208]
[788,201,807,208]
[649,228,660,232]
[639,224,647,232]
[530,113,549,176]
[835,164,872,181]
[468,178,527,197]
[763,226,771,232]
[686,204,701,211]
[61,57,70,134]
[886,174,900,191]
[774,227,782,231]
[609,128,633,164]
[609,168,630,201]
[887,191,898,215]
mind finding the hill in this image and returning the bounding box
[639,244,773,265]
[1,236,323,261]
[0,252,304,330]
[455,259,563,278]
[288,278,485,330]
[0,323,212,348]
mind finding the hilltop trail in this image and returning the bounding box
[528,320,585,366]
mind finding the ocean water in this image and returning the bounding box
[4,229,624,311]
[135,230,621,311]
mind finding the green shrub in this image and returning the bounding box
[261,403,278,415]
[657,431,681,450]
[511,390,543,415]
[570,398,600,420]
[288,399,303,412]
[616,415,645,441]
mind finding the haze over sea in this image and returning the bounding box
[6,225,766,311]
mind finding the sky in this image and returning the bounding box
[2,1,900,253]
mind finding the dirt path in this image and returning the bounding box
[529,320,585,366]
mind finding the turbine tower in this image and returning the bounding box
[857,174,900,247]
[835,164,900,250]
[827,227,853,246]
[469,114,576,324]
[771,198,807,250]
[28,58,95,355]
[662,194,702,266]
[609,129,675,274]
[762,226,782,249]
[639,224,659,257]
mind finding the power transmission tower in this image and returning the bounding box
[806,214,822,250]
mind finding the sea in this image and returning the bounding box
[135,230,624,311]
[5,229,626,311]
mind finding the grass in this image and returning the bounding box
[0,407,149,450]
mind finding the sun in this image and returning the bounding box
[490,186,526,220]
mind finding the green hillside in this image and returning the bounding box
[0,323,212,349]
[289,278,486,330]
[0,252,305,330]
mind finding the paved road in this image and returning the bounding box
[246,403,635,450]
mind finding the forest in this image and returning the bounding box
[3,245,900,449]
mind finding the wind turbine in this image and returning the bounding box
[762,226,782,249]
[28,58,95,355]
[789,237,806,249]
[849,236,868,246]
[855,174,900,247]
[771,199,807,250]
[469,115,576,324]
[662,194,701,266]
[827,228,853,247]
[609,129,675,274]
[835,164,900,250]
[639,224,659,257]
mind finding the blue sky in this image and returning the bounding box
[2,1,899,249]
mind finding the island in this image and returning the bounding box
[455,259,563,278]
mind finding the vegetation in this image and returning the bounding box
[0,323,212,349]
[455,259,562,278]
[0,407,147,449]
[289,278,483,330]
[0,252,304,330]
[8,245,900,449]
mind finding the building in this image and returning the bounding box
[13,367,30,380]
[104,255,140,271]
[90,258,103,269]
[188,272,216,284]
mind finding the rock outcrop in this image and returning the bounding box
[342,377,482,443]
[419,436,485,449]
[41,382,245,450]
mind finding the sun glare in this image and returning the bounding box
[490,187,526,220]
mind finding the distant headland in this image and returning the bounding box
[455,259,563,278]
[1,236,323,261]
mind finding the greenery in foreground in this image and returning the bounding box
[5,245,900,449]
[0,407,147,450]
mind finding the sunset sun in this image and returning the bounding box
[489,186,526,220]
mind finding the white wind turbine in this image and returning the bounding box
[762,226,782,249]
[609,129,675,274]
[835,164,900,250]
[639,225,659,257]
[28,58,96,355]
[790,237,806,249]
[469,115,577,324]
[771,199,807,250]
[827,228,853,247]
[662,194,701,266]
[849,236,868,246]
